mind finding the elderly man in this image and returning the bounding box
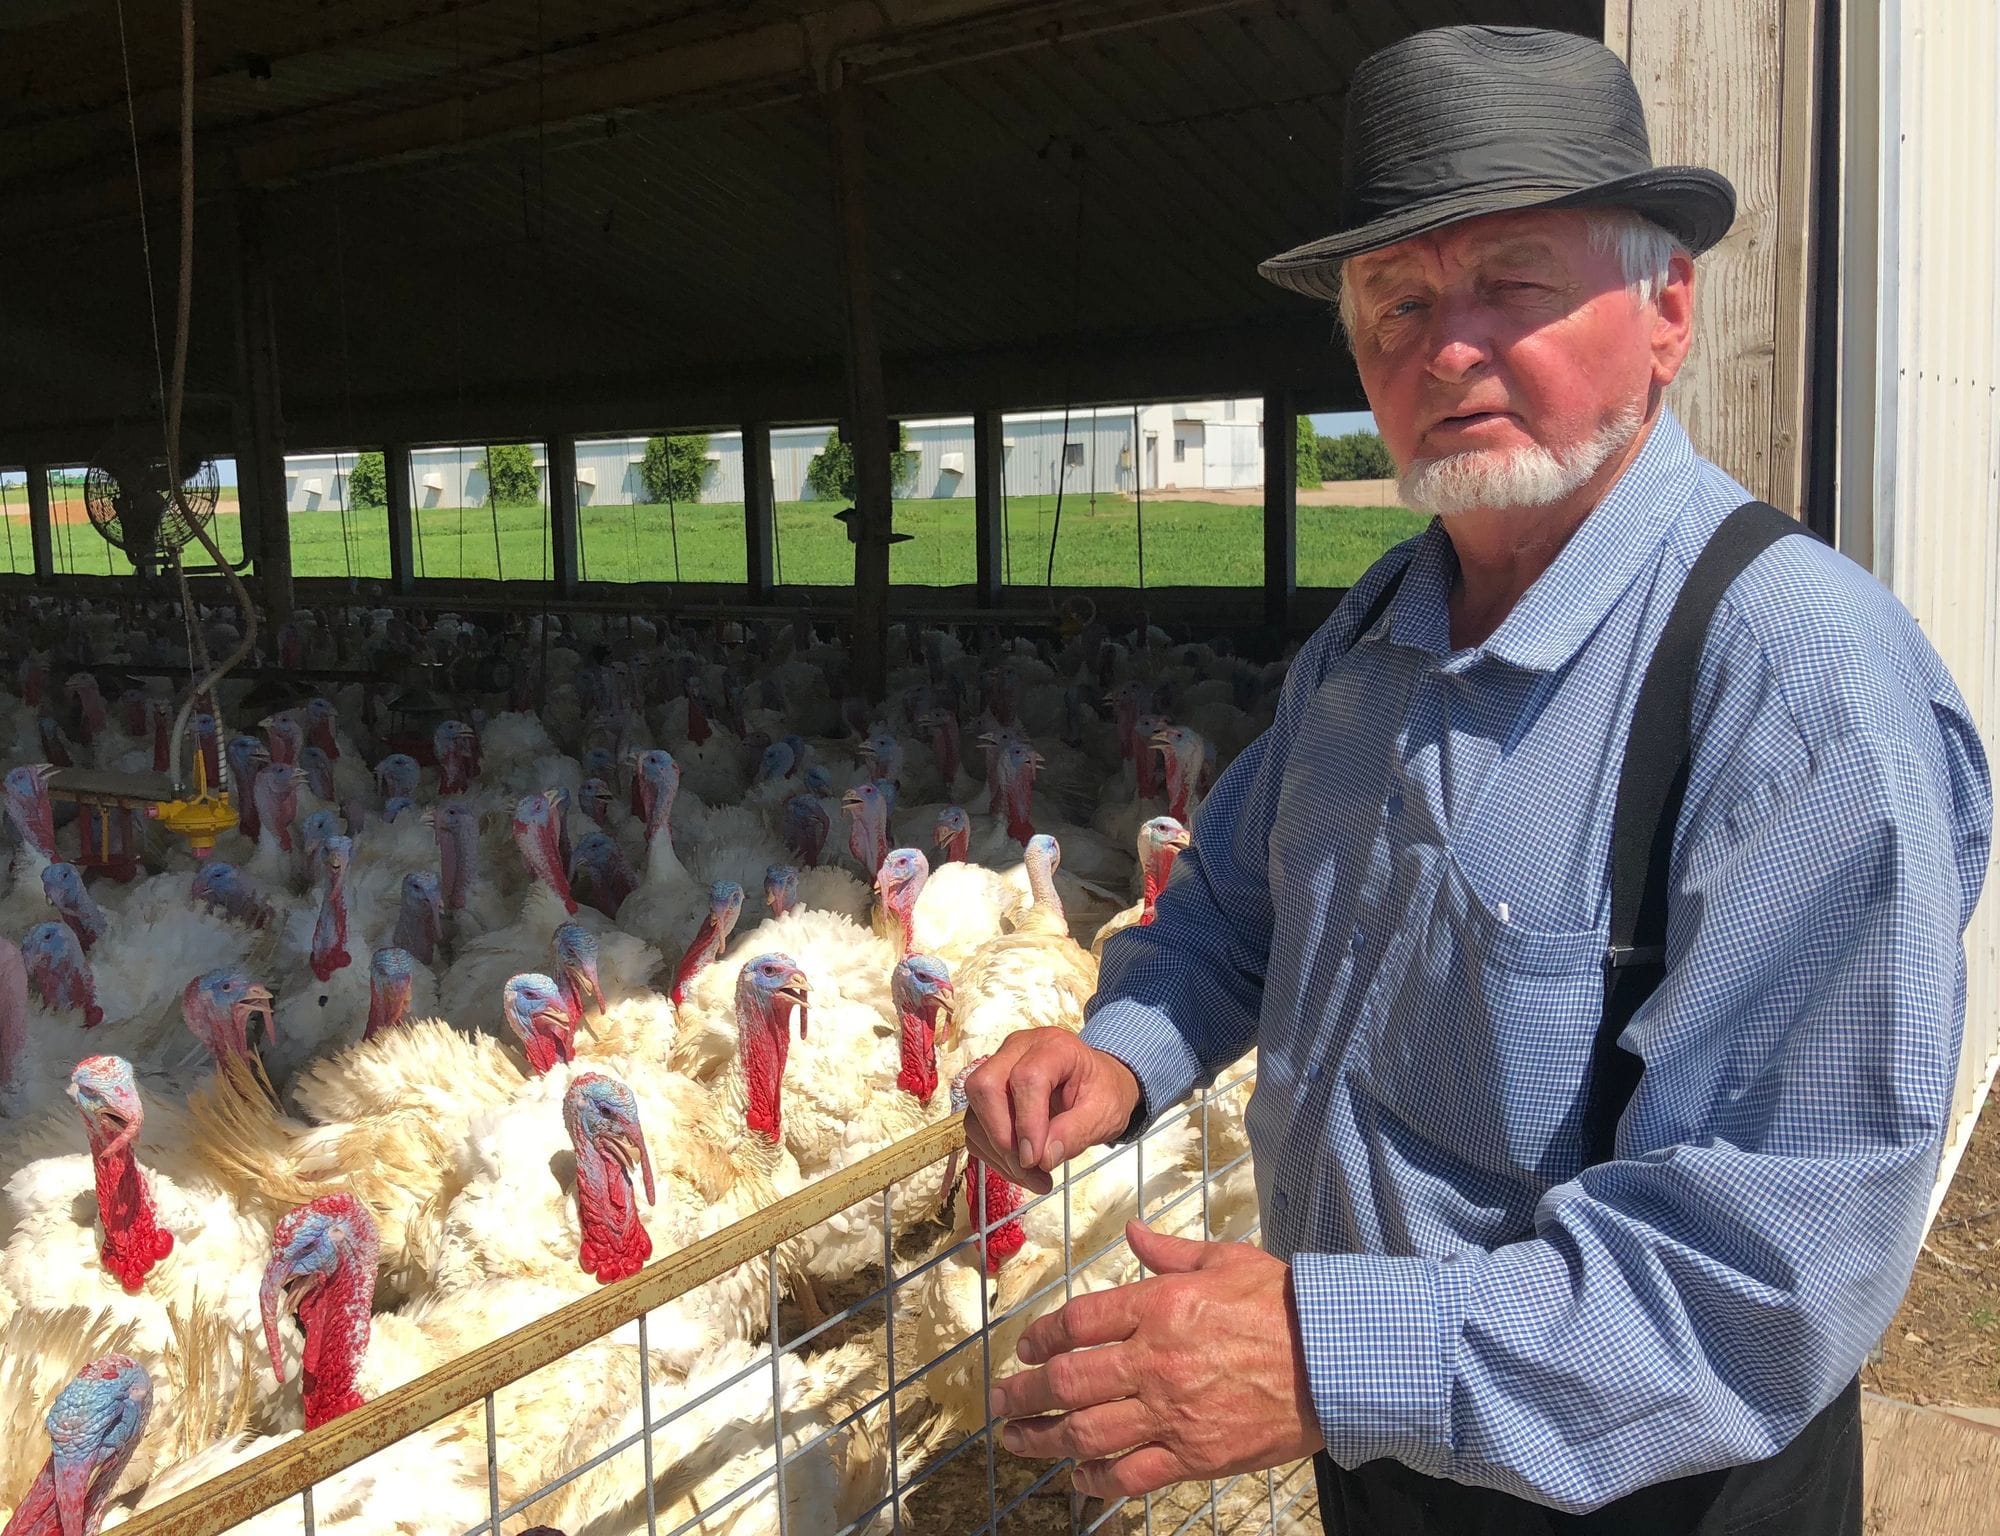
[964,25,1992,1536]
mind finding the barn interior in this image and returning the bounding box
[0,3,1853,1535]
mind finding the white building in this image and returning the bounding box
[278,398,1268,512]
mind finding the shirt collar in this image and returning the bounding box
[1370,409,1700,672]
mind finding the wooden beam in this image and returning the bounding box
[547,434,581,595]
[742,422,777,602]
[974,410,1006,605]
[231,191,291,624]
[830,80,893,701]
[1766,0,1824,516]
[1624,0,1790,502]
[26,463,55,584]
[384,443,416,594]
[1263,391,1296,634]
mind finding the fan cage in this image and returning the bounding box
[82,452,220,561]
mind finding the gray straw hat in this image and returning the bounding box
[1259,26,1737,301]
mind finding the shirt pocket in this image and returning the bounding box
[1362,854,1606,1187]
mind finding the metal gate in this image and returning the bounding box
[106,1059,1320,1536]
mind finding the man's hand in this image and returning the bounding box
[962,1028,1142,1195]
[989,1219,1324,1499]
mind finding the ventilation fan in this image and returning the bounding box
[82,429,219,567]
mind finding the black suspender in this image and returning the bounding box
[1584,499,1812,1161]
[1343,501,1814,1167]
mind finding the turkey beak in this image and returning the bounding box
[932,983,957,1047]
[606,1120,656,1208]
[233,982,277,1064]
[258,1253,310,1385]
[51,1444,100,1536]
[776,974,809,1039]
[936,1146,963,1221]
[1165,826,1192,853]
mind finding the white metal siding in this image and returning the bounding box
[1866,0,2000,1205]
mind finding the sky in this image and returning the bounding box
[1310,409,1377,436]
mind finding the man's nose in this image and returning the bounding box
[1424,298,1497,382]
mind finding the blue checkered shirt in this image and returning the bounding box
[1081,410,1992,1512]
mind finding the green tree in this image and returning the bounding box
[639,434,710,504]
[1317,430,1397,482]
[346,450,386,510]
[1295,417,1321,487]
[484,443,540,504]
[805,424,920,500]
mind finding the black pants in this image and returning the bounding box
[1316,1378,1861,1535]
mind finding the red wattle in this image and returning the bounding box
[94,1146,174,1293]
[576,1159,652,1285]
[963,1160,1026,1272]
[522,1029,573,1075]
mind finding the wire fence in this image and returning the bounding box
[109,1058,1319,1536]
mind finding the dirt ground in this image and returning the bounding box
[1866,1091,2000,1408]
[1136,481,1400,508]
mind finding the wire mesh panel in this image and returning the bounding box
[106,1058,1320,1536]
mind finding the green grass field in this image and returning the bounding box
[3,494,1426,590]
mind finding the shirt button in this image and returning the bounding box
[1350,924,1366,955]
[1274,1189,1290,1214]
[1307,1061,1324,1083]
[1386,791,1404,819]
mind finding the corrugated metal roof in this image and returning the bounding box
[0,0,1598,451]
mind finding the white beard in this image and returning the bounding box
[1397,404,1643,518]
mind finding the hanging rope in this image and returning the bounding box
[667,460,684,584]
[1042,141,1090,593]
[125,0,261,788]
[333,451,356,584]
[1134,404,1146,590]
[1,476,18,573]
[330,185,368,579]
[484,447,505,578]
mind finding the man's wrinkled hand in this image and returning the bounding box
[988,1219,1325,1498]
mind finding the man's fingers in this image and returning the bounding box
[1124,1218,1213,1277]
[1072,1446,1187,1501]
[962,1041,1032,1176]
[989,1339,1138,1421]
[1009,1057,1056,1172]
[999,1399,1155,1464]
[1015,1286,1144,1367]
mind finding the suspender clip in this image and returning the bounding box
[1605,943,1667,971]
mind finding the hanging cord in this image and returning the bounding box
[330,187,365,579]
[1134,404,1145,590]
[133,0,259,791]
[333,451,355,584]
[1042,141,1089,593]
[667,467,684,583]
[485,448,506,577]
[533,0,553,714]
[1,477,17,573]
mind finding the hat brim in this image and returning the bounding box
[1257,167,1737,302]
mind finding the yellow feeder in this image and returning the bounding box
[147,744,236,857]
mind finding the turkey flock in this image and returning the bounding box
[0,595,1280,1536]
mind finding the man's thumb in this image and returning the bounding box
[1126,1218,1209,1275]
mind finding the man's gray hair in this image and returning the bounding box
[1333,209,1686,347]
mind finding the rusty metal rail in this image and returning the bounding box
[110,1059,1311,1536]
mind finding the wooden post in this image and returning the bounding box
[1615,0,1820,510]
[385,443,416,594]
[1263,392,1296,634]
[974,410,1005,607]
[829,77,893,700]
[26,462,55,584]
[742,422,776,601]
[233,190,292,623]
[548,434,581,595]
